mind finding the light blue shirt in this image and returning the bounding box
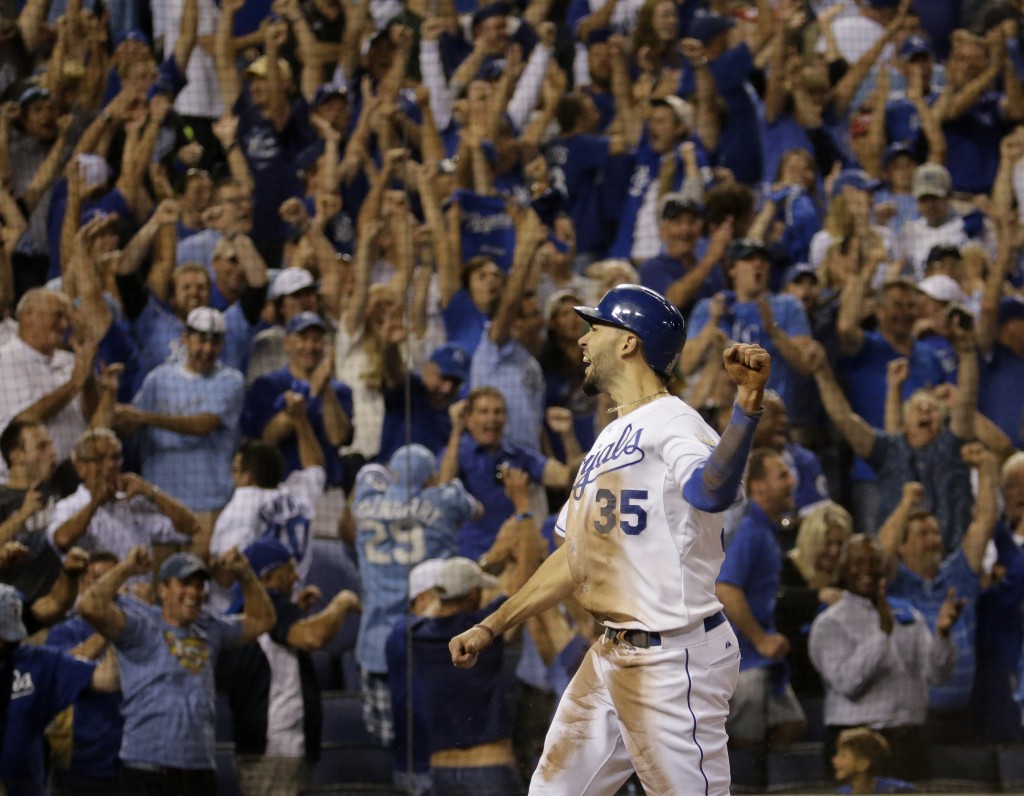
[688,293,811,409]
[114,597,242,770]
[132,361,245,511]
[176,228,222,275]
[469,333,545,453]
[352,464,477,673]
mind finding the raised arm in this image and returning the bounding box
[438,399,466,485]
[831,1,905,118]
[941,31,1001,122]
[960,443,999,573]
[79,547,153,641]
[877,481,923,559]
[173,0,200,74]
[488,210,545,346]
[836,268,870,355]
[286,589,361,651]
[883,357,907,433]
[682,344,769,513]
[947,323,978,441]
[218,546,276,644]
[215,0,245,110]
[804,340,878,459]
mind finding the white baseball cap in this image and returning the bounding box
[917,274,965,304]
[186,307,227,335]
[269,268,316,300]
[433,557,499,600]
[408,558,447,601]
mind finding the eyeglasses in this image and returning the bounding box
[186,168,211,179]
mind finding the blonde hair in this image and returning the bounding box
[358,285,404,392]
[787,502,853,588]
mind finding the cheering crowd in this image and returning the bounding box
[1,0,1024,793]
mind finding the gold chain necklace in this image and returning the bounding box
[607,390,670,415]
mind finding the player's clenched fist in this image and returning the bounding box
[449,624,496,669]
[723,343,771,388]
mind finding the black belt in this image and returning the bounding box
[604,611,727,649]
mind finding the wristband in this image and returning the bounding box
[514,511,533,522]
[473,623,495,641]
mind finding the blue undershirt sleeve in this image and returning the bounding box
[683,403,763,512]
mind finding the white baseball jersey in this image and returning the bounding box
[554,396,726,633]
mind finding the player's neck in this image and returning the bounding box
[607,373,670,418]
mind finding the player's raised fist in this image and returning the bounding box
[723,343,771,388]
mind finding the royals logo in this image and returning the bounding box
[572,425,645,499]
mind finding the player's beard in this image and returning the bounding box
[582,348,611,397]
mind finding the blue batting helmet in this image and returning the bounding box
[574,285,686,376]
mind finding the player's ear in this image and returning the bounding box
[620,332,639,357]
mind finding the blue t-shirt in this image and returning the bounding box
[0,644,95,795]
[547,134,611,254]
[905,333,957,394]
[838,331,900,483]
[456,435,548,560]
[719,503,782,671]
[352,464,476,673]
[234,89,312,247]
[132,361,245,511]
[680,42,763,186]
[114,597,242,770]
[453,190,516,271]
[639,252,725,318]
[377,375,454,464]
[687,293,811,407]
[979,344,1024,450]
[241,367,354,488]
[442,289,489,357]
[46,616,124,782]
[888,549,980,711]
[784,443,829,512]
[837,775,917,793]
[943,91,1008,195]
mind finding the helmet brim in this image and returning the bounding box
[573,305,633,333]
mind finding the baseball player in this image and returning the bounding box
[450,284,769,796]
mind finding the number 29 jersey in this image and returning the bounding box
[555,396,728,633]
[353,465,480,674]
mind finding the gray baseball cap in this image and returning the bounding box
[433,557,498,600]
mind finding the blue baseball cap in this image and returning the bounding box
[472,2,510,29]
[784,263,819,286]
[899,34,933,60]
[285,311,327,335]
[726,238,770,262]
[243,539,294,578]
[429,342,470,382]
[312,83,348,107]
[882,141,919,167]
[586,27,612,46]
[686,12,734,45]
[114,29,151,48]
[831,168,882,197]
[159,552,209,583]
[999,297,1024,326]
